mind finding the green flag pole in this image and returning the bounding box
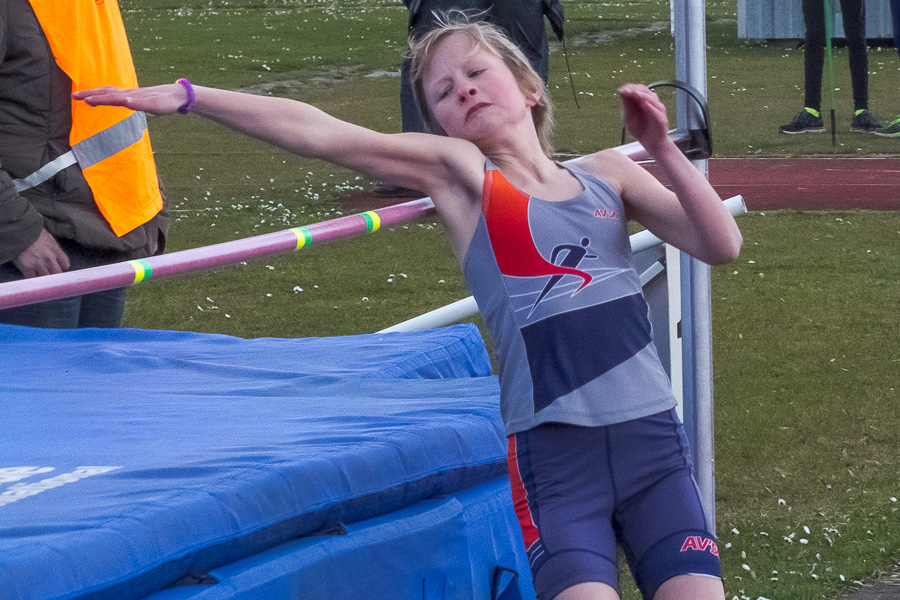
[824,0,836,146]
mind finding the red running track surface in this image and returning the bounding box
[697,157,898,211]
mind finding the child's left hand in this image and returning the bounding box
[618,84,671,152]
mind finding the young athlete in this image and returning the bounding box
[74,14,741,600]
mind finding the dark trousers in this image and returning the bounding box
[892,0,900,60]
[0,239,129,329]
[802,0,868,112]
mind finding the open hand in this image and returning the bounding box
[618,84,671,152]
[72,83,188,115]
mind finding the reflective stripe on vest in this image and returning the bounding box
[24,0,162,237]
[13,112,147,192]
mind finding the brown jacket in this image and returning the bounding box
[0,0,166,265]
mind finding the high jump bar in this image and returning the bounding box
[0,198,435,311]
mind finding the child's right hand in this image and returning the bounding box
[618,83,671,154]
[72,84,187,115]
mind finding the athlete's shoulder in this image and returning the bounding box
[565,149,636,194]
[573,148,638,177]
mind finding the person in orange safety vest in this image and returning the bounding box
[0,0,166,328]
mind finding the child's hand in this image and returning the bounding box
[618,84,671,152]
[72,84,187,115]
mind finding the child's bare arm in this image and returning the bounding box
[73,83,486,256]
[75,84,463,196]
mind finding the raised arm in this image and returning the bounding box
[586,84,742,265]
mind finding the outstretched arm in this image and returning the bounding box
[73,83,474,205]
[73,83,486,257]
[591,84,742,265]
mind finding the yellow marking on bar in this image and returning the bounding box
[363,211,381,232]
[128,259,152,284]
[290,227,312,249]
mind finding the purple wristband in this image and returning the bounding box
[176,78,195,114]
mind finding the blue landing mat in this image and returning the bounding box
[0,324,506,600]
[144,478,535,600]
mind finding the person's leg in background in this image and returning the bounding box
[840,0,881,131]
[75,287,127,328]
[400,58,426,135]
[875,0,900,136]
[780,0,827,133]
[802,0,826,115]
[892,0,900,60]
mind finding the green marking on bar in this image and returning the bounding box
[129,259,153,284]
[290,227,312,249]
[362,211,381,233]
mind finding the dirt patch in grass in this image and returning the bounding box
[839,563,900,600]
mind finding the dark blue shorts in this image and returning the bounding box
[507,409,721,600]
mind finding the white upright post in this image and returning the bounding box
[671,0,716,531]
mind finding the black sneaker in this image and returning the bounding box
[874,117,900,138]
[779,108,825,134]
[850,109,882,132]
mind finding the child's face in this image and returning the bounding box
[423,33,538,145]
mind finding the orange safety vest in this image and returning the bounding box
[24,0,162,237]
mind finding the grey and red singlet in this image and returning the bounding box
[461,158,677,435]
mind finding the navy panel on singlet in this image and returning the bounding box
[521,293,651,412]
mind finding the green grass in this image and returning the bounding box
[711,211,900,600]
[114,2,900,598]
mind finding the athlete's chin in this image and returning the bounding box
[457,123,503,147]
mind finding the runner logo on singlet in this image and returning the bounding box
[528,237,597,316]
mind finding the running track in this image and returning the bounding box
[690,157,899,211]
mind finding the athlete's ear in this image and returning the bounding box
[525,84,541,107]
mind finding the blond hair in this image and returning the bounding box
[408,12,555,156]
